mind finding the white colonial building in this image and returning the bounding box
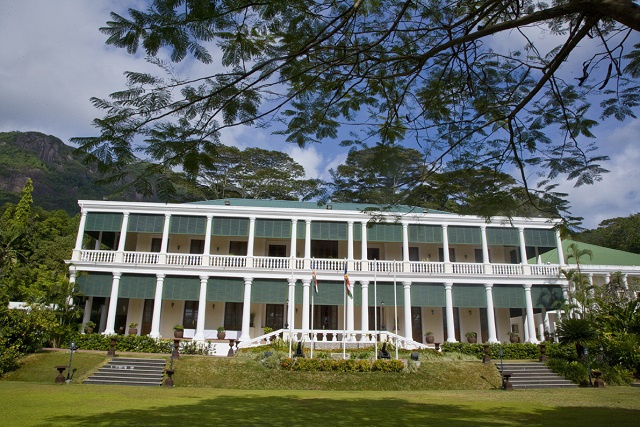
[68,199,640,347]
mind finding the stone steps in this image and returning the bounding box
[84,357,166,387]
[496,362,577,389]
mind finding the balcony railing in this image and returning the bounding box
[76,249,564,278]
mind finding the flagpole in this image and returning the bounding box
[311,258,315,359]
[393,260,398,360]
[343,259,346,360]
[311,289,314,359]
[374,259,378,360]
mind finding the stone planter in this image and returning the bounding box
[174,330,184,338]
[128,328,138,336]
[217,331,226,340]
[467,336,477,344]
[425,335,435,344]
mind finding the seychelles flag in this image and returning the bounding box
[312,271,318,294]
[344,263,352,298]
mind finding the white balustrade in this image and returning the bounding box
[123,251,159,264]
[209,255,247,268]
[451,263,484,274]
[166,254,202,266]
[410,262,444,273]
[253,256,290,269]
[80,250,115,263]
[491,264,524,275]
[530,265,559,276]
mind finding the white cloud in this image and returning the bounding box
[556,120,640,228]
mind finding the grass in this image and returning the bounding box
[2,350,640,426]
[1,382,639,426]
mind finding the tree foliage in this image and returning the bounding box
[198,144,325,200]
[576,213,640,254]
[72,0,640,216]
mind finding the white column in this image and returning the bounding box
[104,273,121,335]
[240,277,253,341]
[193,276,208,341]
[523,284,539,343]
[444,282,456,342]
[484,283,498,343]
[290,218,298,269]
[247,216,256,267]
[287,278,296,329]
[347,282,355,335]
[301,278,310,333]
[82,297,93,330]
[203,215,213,265]
[72,211,87,260]
[402,222,410,272]
[360,221,368,272]
[555,228,565,266]
[150,274,164,338]
[518,227,528,264]
[442,225,451,273]
[304,220,312,269]
[115,212,129,262]
[360,281,369,340]
[347,221,354,271]
[480,225,490,273]
[160,213,171,263]
[403,281,412,341]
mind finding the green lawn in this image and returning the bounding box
[3,350,640,426]
[1,382,639,426]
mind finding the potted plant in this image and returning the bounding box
[508,331,520,343]
[425,331,435,344]
[128,322,138,335]
[465,331,477,343]
[84,321,96,334]
[174,324,184,338]
[217,326,226,340]
[263,326,273,335]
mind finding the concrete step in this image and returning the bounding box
[85,357,166,387]
[496,362,577,389]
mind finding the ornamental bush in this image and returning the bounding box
[440,342,546,360]
[280,357,404,372]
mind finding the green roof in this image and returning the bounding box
[534,239,640,266]
[188,198,453,215]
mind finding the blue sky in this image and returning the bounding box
[0,1,638,228]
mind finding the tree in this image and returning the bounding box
[561,242,594,318]
[576,214,640,254]
[199,144,325,200]
[73,1,640,216]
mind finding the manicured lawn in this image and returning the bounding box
[1,382,639,426]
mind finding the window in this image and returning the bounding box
[151,238,162,252]
[367,247,380,260]
[268,244,287,257]
[408,247,419,261]
[224,302,243,330]
[182,301,198,329]
[265,304,284,329]
[438,248,456,262]
[190,239,205,254]
[229,241,248,255]
[312,240,338,258]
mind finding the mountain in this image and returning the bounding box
[0,131,154,213]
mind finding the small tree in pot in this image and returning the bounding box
[174,324,184,338]
[217,326,226,340]
[465,331,477,343]
[425,331,435,344]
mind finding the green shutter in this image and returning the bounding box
[127,214,164,233]
[207,277,244,302]
[85,213,123,232]
[250,279,289,304]
[409,225,442,243]
[75,272,112,297]
[163,276,200,300]
[525,229,556,247]
[119,274,156,299]
[170,215,206,235]
[296,221,306,239]
[366,223,403,242]
[212,217,249,236]
[409,283,446,306]
[487,228,519,246]
[311,222,347,240]
[492,285,525,308]
[314,281,348,305]
[448,226,481,245]
[532,285,564,309]
[452,284,487,308]
[255,219,291,238]
[368,282,405,306]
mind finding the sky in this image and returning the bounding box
[0,1,638,229]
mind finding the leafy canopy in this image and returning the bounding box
[73,0,640,216]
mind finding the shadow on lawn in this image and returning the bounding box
[38,393,640,426]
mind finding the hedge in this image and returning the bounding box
[440,342,559,360]
[281,357,405,372]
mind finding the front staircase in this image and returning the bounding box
[84,357,166,386]
[496,361,577,389]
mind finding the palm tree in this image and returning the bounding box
[556,318,598,359]
[562,243,594,319]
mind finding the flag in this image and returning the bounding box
[312,271,318,294]
[344,263,352,298]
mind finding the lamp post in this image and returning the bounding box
[381,302,385,330]
[499,346,505,389]
[584,347,592,386]
[66,340,77,383]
